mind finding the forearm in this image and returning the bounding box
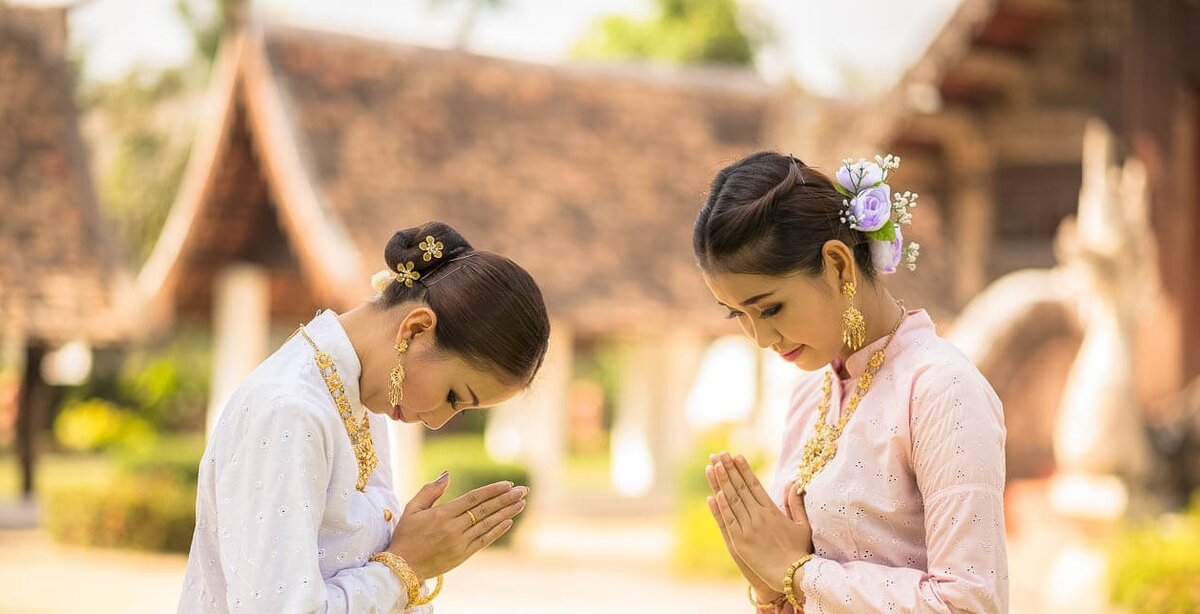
[794,555,1006,614]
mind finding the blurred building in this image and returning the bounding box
[0,5,124,497]
[870,0,1200,489]
[136,23,777,510]
[137,0,1200,518]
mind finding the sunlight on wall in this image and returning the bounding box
[684,336,758,430]
[610,422,654,497]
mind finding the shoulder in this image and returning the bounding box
[217,379,339,450]
[903,333,1003,428]
[236,338,338,426]
[907,333,998,403]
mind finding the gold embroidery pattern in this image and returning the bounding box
[297,327,377,492]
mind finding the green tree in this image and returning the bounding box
[572,0,758,66]
[428,0,508,49]
[83,70,190,265]
[82,0,244,265]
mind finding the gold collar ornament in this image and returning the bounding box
[296,326,378,492]
[793,302,906,495]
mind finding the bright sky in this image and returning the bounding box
[14,0,961,98]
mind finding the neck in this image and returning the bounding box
[336,302,393,407]
[837,281,903,363]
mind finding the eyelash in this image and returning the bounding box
[725,304,783,320]
[447,390,458,410]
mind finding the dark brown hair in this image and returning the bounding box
[378,221,550,387]
[693,151,876,281]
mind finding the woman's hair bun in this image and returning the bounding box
[384,221,474,275]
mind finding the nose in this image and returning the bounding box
[748,319,780,350]
[426,406,463,431]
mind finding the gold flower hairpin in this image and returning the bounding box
[370,235,444,292]
[395,262,420,287]
[419,235,444,262]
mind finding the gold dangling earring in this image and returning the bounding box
[841,282,867,352]
[388,339,408,406]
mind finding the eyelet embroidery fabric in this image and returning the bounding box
[178,311,432,613]
[767,310,1009,613]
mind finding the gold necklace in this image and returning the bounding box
[296,326,378,492]
[793,302,906,495]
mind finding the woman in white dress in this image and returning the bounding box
[179,221,551,613]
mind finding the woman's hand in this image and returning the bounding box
[388,472,528,579]
[705,462,782,606]
[707,452,813,593]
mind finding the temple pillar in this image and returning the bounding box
[208,264,271,434]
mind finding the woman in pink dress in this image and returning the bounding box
[692,152,1008,612]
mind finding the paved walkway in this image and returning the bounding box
[0,494,1132,614]
[0,522,748,614]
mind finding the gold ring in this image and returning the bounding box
[467,510,478,525]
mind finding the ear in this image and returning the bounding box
[396,306,438,345]
[821,240,857,289]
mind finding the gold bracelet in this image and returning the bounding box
[369,552,444,606]
[416,574,444,606]
[783,554,814,608]
[748,584,785,609]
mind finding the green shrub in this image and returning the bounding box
[1109,496,1200,614]
[421,434,531,546]
[113,433,206,485]
[44,476,196,553]
[117,337,210,431]
[42,433,204,553]
[673,494,741,579]
[53,398,155,453]
[672,425,767,579]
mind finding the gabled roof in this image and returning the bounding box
[140,23,777,334]
[0,6,119,343]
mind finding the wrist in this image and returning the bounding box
[782,553,814,608]
[372,551,443,607]
[748,584,785,610]
[371,551,423,604]
[387,546,430,581]
[756,584,782,599]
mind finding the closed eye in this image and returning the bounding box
[760,304,783,318]
[447,390,458,410]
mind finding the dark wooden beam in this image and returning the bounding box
[14,343,55,500]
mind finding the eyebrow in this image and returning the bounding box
[466,384,479,408]
[717,291,776,309]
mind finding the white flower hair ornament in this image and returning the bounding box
[834,154,921,274]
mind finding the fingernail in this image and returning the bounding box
[435,471,449,483]
[503,481,514,489]
[516,486,529,497]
